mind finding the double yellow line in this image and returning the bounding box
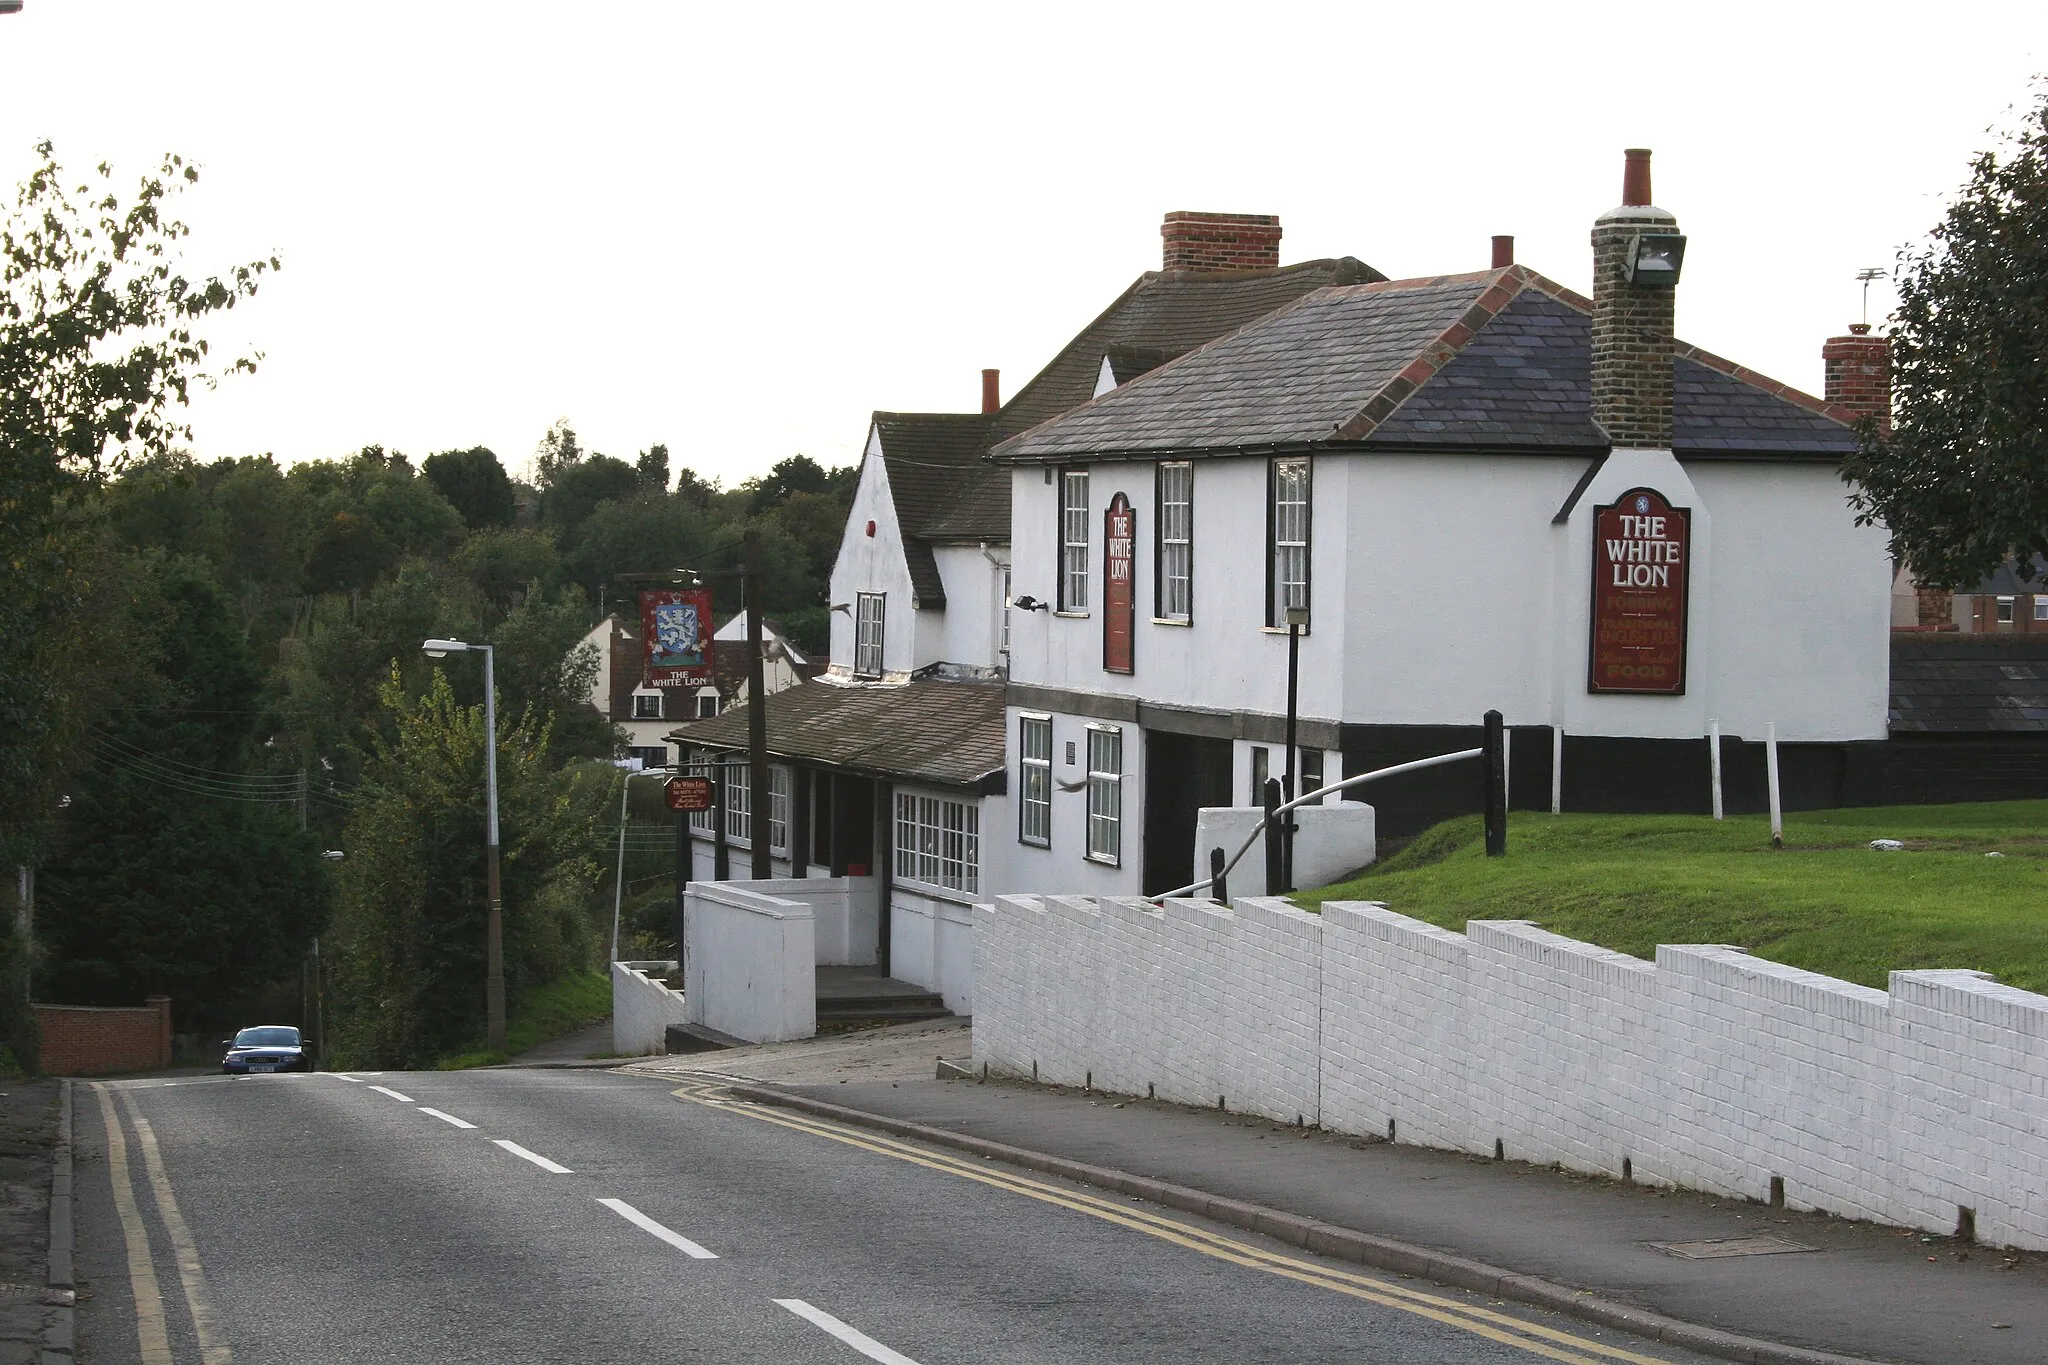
[93,1084,234,1365]
[673,1081,1675,1365]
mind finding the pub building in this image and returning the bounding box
[672,152,1893,947]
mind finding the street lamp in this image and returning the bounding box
[422,637,505,1052]
[610,764,673,962]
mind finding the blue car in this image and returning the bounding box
[222,1025,311,1074]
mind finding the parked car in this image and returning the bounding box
[221,1025,311,1074]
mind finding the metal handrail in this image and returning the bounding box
[1151,747,1483,901]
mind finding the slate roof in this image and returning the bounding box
[870,256,1386,571]
[1889,636,2048,732]
[1965,561,2048,595]
[667,677,1008,789]
[991,266,1862,463]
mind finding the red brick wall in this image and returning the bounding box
[35,996,172,1075]
[1161,212,1281,273]
[1822,328,1890,432]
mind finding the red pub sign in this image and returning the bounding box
[639,588,715,688]
[1103,492,1136,675]
[1588,487,1690,694]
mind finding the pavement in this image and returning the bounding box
[503,1016,618,1067]
[68,1062,1722,1363]
[0,1077,61,1365]
[633,1019,2047,1365]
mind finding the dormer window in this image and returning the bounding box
[632,694,662,720]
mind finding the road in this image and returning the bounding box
[71,1067,1721,1365]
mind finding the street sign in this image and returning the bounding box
[664,775,714,812]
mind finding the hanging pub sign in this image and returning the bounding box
[640,588,715,688]
[1588,487,1690,694]
[1103,492,1136,675]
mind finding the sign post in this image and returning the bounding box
[1588,487,1691,695]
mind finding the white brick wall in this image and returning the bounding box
[611,960,687,1056]
[972,895,2048,1250]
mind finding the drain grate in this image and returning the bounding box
[1649,1235,1818,1259]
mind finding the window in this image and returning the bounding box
[1997,595,2016,624]
[1300,748,1325,803]
[855,592,886,675]
[1085,725,1122,865]
[895,792,980,893]
[632,693,662,720]
[2035,597,2048,622]
[1250,746,1269,805]
[1019,715,1052,847]
[1059,469,1090,611]
[1156,461,1193,621]
[1268,457,1311,626]
[627,745,668,770]
[768,766,790,852]
[724,761,751,843]
[687,757,716,833]
[696,691,719,718]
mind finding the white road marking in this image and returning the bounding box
[331,1075,364,1084]
[418,1107,476,1129]
[493,1139,573,1173]
[773,1299,923,1365]
[596,1198,718,1259]
[368,1085,414,1103]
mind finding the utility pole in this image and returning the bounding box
[482,645,504,1050]
[745,531,772,880]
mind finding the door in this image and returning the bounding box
[1143,730,1235,896]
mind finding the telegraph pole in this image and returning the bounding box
[745,531,772,879]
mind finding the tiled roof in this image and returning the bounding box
[991,266,1860,463]
[1890,637,2048,732]
[1966,561,2048,595]
[869,257,1385,563]
[667,676,1008,789]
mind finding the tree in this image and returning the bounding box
[635,442,670,494]
[533,418,583,487]
[0,143,275,1063]
[423,446,516,530]
[1843,88,2048,588]
[540,453,639,534]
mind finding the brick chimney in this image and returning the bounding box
[1822,325,1890,432]
[1590,149,1680,449]
[981,368,1000,415]
[1161,212,1282,273]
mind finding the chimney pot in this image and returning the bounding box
[1622,149,1654,207]
[1161,211,1282,274]
[981,368,1000,415]
[1491,235,1515,269]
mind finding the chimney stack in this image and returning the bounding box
[1491,235,1515,269]
[1822,326,1890,433]
[981,368,1001,415]
[1161,211,1282,273]
[1590,149,1681,449]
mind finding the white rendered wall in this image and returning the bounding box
[888,886,976,1014]
[1191,803,1376,894]
[927,544,1007,671]
[828,425,921,676]
[1002,704,1148,900]
[724,877,878,967]
[610,960,686,1056]
[973,896,2048,1250]
[682,883,815,1043]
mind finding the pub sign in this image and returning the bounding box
[1588,487,1690,695]
[640,588,715,688]
[1103,492,1136,675]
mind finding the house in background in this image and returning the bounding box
[578,612,816,769]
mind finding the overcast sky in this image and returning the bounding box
[2,3,2042,486]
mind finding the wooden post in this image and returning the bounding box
[1483,710,1506,857]
[790,765,811,879]
[1210,846,1228,907]
[744,531,772,880]
[1263,777,1283,896]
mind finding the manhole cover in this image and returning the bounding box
[1649,1236,1818,1259]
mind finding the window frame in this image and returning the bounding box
[1997,595,2017,625]
[1300,748,1325,804]
[2035,596,2048,623]
[854,591,886,676]
[1155,460,1194,623]
[893,790,980,894]
[1018,714,1052,848]
[723,760,751,844]
[1058,469,1091,613]
[687,755,716,833]
[631,693,663,720]
[1250,745,1270,807]
[1266,457,1312,628]
[767,765,790,853]
[1084,724,1123,866]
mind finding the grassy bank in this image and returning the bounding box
[1292,801,2048,994]
[433,970,612,1070]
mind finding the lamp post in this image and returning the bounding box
[422,638,505,1052]
[1282,603,1308,892]
[610,764,672,962]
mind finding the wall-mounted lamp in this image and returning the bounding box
[1626,232,1687,287]
[1010,595,1051,612]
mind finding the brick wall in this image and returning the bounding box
[1821,327,1890,431]
[973,897,2048,1251]
[34,997,171,1075]
[1160,212,1281,274]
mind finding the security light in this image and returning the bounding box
[1285,605,1311,629]
[1626,233,1687,287]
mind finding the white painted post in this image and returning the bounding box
[1550,725,1563,815]
[1765,722,1783,849]
[1501,722,1512,813]
[1708,719,1723,821]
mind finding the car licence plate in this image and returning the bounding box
[248,1063,276,1072]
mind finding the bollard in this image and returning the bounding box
[1483,710,1506,857]
[1263,777,1284,895]
[1210,846,1228,906]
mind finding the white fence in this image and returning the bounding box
[972,894,2048,1250]
[683,884,815,1043]
[610,960,687,1056]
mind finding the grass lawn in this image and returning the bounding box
[433,970,613,1070]
[1292,800,2048,995]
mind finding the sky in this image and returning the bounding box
[1,2,2042,486]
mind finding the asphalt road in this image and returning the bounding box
[71,1068,1724,1365]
